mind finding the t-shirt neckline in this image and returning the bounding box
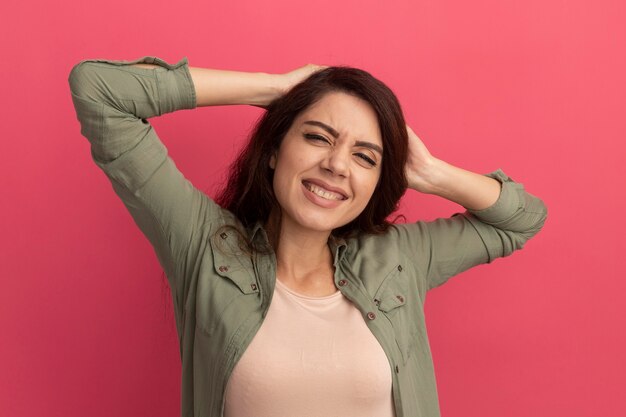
[275,278,342,301]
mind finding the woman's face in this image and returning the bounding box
[270,91,383,235]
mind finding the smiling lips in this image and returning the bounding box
[302,180,348,201]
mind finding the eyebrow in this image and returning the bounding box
[302,120,383,155]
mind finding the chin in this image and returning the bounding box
[294,213,357,234]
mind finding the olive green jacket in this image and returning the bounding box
[68,56,547,417]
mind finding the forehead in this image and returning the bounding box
[295,92,382,146]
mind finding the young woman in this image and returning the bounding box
[68,55,547,417]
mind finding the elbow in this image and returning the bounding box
[519,192,548,239]
[528,197,548,236]
[68,61,101,101]
[68,61,109,144]
[512,201,549,249]
[523,209,548,242]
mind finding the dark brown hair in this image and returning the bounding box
[216,66,408,245]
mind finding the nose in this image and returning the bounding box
[322,146,350,177]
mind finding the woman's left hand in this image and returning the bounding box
[405,125,438,193]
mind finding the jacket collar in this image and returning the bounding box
[248,221,349,265]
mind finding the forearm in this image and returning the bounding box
[133,63,283,107]
[416,158,502,211]
[191,67,284,107]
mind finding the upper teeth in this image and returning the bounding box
[305,182,345,201]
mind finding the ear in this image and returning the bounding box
[269,153,276,169]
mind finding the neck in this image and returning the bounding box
[265,208,335,288]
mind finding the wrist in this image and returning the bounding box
[419,160,502,210]
[424,158,454,196]
[407,156,446,194]
[269,73,287,96]
[246,72,284,107]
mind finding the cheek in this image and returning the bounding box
[272,169,287,200]
[273,150,310,183]
[362,172,382,198]
[350,177,379,216]
[271,158,298,204]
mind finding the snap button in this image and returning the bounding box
[220,232,228,239]
[218,265,228,272]
[396,295,404,303]
[251,283,258,291]
[338,279,348,287]
[367,312,376,320]
[397,265,403,272]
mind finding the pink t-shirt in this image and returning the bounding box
[224,278,395,417]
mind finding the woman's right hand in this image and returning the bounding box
[254,64,328,109]
[282,63,329,92]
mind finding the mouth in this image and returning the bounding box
[302,180,348,201]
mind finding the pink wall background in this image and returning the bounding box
[2,0,624,416]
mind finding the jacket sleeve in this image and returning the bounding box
[394,169,548,291]
[68,56,220,314]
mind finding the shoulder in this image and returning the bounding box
[341,223,430,295]
[345,222,430,261]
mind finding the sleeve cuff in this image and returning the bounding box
[152,56,197,114]
[72,55,197,114]
[466,169,522,224]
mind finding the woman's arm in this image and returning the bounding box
[133,62,326,107]
[68,55,326,331]
[68,56,211,330]
[398,125,547,290]
[404,125,502,210]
